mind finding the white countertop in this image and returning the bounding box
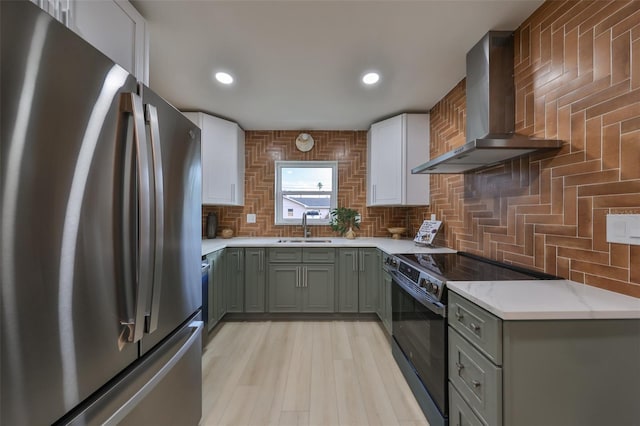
[202,237,456,256]
[448,280,640,320]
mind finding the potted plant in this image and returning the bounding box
[329,207,361,239]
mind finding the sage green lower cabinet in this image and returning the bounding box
[268,265,299,312]
[337,248,380,313]
[224,248,244,312]
[267,248,335,313]
[268,264,335,312]
[448,291,640,426]
[358,248,380,313]
[244,248,265,312]
[302,265,335,312]
[337,249,359,312]
[449,385,484,426]
[380,268,392,334]
[206,249,225,331]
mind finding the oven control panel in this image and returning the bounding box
[397,258,445,301]
[399,262,420,284]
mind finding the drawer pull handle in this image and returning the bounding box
[470,322,480,332]
[472,380,481,388]
[455,362,464,372]
[455,307,464,320]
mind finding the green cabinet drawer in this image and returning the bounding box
[450,385,486,426]
[268,247,303,263]
[449,327,502,426]
[449,291,502,364]
[302,247,335,263]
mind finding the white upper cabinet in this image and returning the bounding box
[184,112,245,206]
[367,113,430,206]
[68,0,149,84]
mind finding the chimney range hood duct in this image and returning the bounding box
[412,31,562,174]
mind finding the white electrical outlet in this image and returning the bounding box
[430,214,436,221]
[247,214,256,224]
[606,214,640,245]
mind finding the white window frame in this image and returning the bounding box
[274,160,338,225]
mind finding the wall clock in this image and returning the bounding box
[295,133,314,152]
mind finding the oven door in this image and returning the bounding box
[391,271,447,417]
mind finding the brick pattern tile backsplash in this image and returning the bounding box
[202,131,428,239]
[428,0,640,297]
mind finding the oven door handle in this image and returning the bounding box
[390,271,446,317]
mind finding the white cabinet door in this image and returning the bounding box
[184,112,245,206]
[69,0,148,84]
[367,113,430,206]
[369,115,404,205]
[404,114,430,205]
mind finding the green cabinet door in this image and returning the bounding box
[245,248,265,312]
[382,269,392,334]
[358,248,380,313]
[376,262,384,320]
[206,249,225,330]
[225,248,244,312]
[337,249,359,312]
[216,250,227,320]
[303,265,335,312]
[206,251,216,331]
[268,264,301,312]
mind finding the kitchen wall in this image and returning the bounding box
[428,0,640,297]
[202,131,428,238]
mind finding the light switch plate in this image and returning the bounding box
[606,214,640,245]
[247,214,256,223]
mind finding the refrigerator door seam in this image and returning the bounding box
[121,92,153,344]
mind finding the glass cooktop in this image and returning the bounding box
[397,252,557,282]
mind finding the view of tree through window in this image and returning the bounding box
[275,161,338,225]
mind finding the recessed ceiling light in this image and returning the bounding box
[215,72,234,85]
[362,72,380,85]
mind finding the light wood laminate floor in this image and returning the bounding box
[201,321,430,426]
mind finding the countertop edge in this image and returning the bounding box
[201,237,456,256]
[448,280,640,320]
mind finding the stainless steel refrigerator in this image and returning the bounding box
[1,1,203,424]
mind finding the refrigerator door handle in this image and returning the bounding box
[121,92,153,344]
[145,104,164,334]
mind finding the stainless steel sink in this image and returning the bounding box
[276,239,332,243]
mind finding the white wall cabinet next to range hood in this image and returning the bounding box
[367,113,430,206]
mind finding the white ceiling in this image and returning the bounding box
[131,0,544,130]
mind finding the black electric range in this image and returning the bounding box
[387,251,557,426]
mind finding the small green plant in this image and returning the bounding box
[329,207,361,236]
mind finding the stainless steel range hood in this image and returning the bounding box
[413,31,562,174]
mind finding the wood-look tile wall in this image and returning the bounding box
[428,0,640,297]
[202,131,429,239]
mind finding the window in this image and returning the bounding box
[275,161,338,225]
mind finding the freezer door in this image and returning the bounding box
[61,319,203,426]
[139,85,202,355]
[1,2,146,424]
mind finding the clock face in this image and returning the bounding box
[295,133,314,152]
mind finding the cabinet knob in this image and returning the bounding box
[455,362,464,372]
[469,322,480,332]
[472,380,481,388]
